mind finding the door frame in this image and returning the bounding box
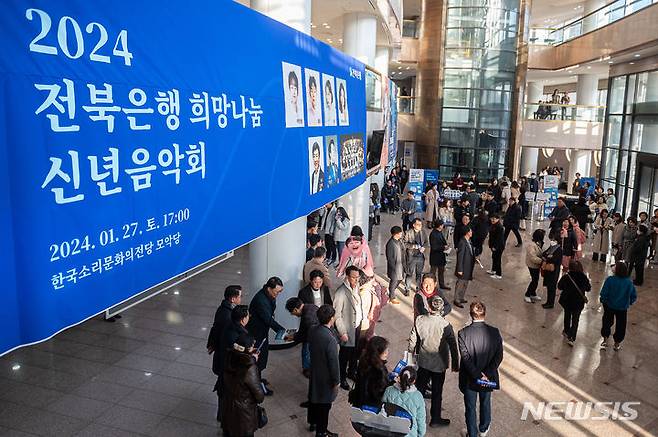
[631,152,658,217]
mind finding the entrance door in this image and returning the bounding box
[633,162,658,217]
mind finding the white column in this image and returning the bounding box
[525,81,543,118]
[520,147,539,177]
[343,13,378,66]
[248,0,311,331]
[339,182,371,240]
[375,46,390,77]
[577,73,598,124]
[250,0,312,34]
[582,0,606,34]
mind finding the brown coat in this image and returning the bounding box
[221,349,265,436]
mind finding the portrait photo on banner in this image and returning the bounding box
[324,135,340,188]
[339,133,363,180]
[282,62,305,128]
[305,68,322,127]
[308,136,325,194]
[336,78,350,126]
[322,73,337,127]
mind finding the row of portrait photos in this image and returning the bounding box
[308,134,364,195]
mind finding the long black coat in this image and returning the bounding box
[558,271,591,311]
[488,223,505,251]
[246,288,285,342]
[208,300,233,375]
[429,229,447,267]
[308,325,340,404]
[570,202,591,230]
[503,203,522,229]
[458,322,503,393]
[217,323,248,378]
[221,350,265,436]
[298,284,333,306]
[292,304,319,344]
[385,237,407,280]
[351,362,390,408]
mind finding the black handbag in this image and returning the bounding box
[257,405,268,428]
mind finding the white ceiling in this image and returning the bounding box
[530,0,586,27]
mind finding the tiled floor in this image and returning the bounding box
[1,213,657,437]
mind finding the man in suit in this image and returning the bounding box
[311,142,325,194]
[246,276,285,395]
[207,285,242,422]
[386,225,407,304]
[404,218,428,292]
[299,270,333,307]
[503,197,523,247]
[458,301,503,437]
[487,214,505,279]
[308,305,340,437]
[285,297,320,380]
[454,226,475,308]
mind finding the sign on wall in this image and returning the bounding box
[0,0,366,354]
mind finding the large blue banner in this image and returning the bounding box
[0,0,367,354]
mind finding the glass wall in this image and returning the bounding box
[439,0,520,180]
[601,69,658,217]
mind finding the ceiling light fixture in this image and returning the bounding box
[630,62,635,65]
[608,61,613,64]
[634,54,640,58]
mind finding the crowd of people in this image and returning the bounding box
[205,166,652,437]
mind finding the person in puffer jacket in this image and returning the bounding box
[382,366,426,437]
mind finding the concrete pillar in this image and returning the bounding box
[582,0,606,34]
[375,46,390,77]
[250,0,312,35]
[248,0,311,331]
[525,81,543,118]
[520,147,539,177]
[577,73,598,123]
[342,13,377,66]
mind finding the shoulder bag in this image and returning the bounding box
[567,274,589,304]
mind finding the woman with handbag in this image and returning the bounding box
[557,260,591,346]
[222,333,266,437]
[541,230,563,309]
[524,229,545,303]
[559,218,578,271]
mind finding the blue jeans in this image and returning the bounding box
[463,388,491,437]
[302,342,311,369]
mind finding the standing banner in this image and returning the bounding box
[0,0,366,354]
[543,175,560,217]
[387,79,398,167]
[408,169,425,213]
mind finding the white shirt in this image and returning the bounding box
[312,170,320,193]
[311,287,322,307]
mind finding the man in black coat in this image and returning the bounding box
[247,277,285,393]
[454,227,475,309]
[298,271,333,307]
[488,215,505,279]
[548,198,570,233]
[629,225,651,286]
[570,196,591,231]
[308,305,340,437]
[386,225,408,303]
[429,220,450,290]
[285,297,320,380]
[458,301,503,437]
[503,197,523,247]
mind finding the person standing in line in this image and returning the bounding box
[466,184,480,217]
[611,213,625,261]
[487,214,505,280]
[386,226,408,304]
[207,285,243,422]
[558,218,578,271]
[221,333,265,437]
[304,247,332,290]
[333,266,374,390]
[307,234,323,262]
[628,224,651,286]
[621,217,638,261]
[503,197,523,247]
[424,183,440,228]
[524,229,545,304]
[246,277,286,395]
[599,262,637,351]
[299,270,333,307]
[454,226,475,309]
[404,218,428,292]
[592,209,613,262]
[333,207,350,264]
[381,367,426,437]
[307,305,340,437]
[438,199,455,244]
[350,336,390,409]
[413,273,452,319]
[548,198,570,234]
[400,190,418,232]
[458,301,503,437]
[408,295,459,428]
[430,220,451,290]
[569,215,587,260]
[453,214,472,249]
[557,260,591,346]
[541,230,563,309]
[321,202,338,265]
[285,297,319,383]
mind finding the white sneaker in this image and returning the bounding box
[531,296,542,302]
[614,343,622,351]
[479,427,491,437]
[567,339,575,347]
[600,339,609,350]
[524,296,533,303]
[492,275,502,279]
[486,270,495,275]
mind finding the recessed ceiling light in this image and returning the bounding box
[398,66,402,69]
[608,61,614,64]
[630,62,635,65]
[311,24,317,28]
[11,364,20,371]
[406,67,410,70]
[587,66,591,69]
[325,25,331,29]
[634,54,640,58]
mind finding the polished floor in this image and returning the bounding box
[1,212,657,437]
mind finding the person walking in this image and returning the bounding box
[381,367,426,437]
[599,262,637,351]
[221,333,265,437]
[408,295,459,428]
[246,277,285,394]
[503,198,523,247]
[386,226,408,304]
[541,230,563,309]
[307,305,341,437]
[592,209,613,262]
[487,214,504,279]
[333,207,351,263]
[401,191,418,232]
[470,210,489,258]
[429,220,450,290]
[524,229,545,304]
[557,260,591,346]
[621,217,638,261]
[548,198,570,234]
[458,301,503,437]
[404,218,428,292]
[628,225,650,286]
[454,227,475,309]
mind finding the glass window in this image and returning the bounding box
[631,115,658,154]
[480,90,512,111]
[606,115,622,148]
[635,71,658,114]
[442,108,477,127]
[365,69,382,110]
[628,152,638,188]
[608,76,626,114]
[480,110,511,129]
[444,69,477,89]
[446,28,485,47]
[618,150,629,189]
[444,88,476,108]
[625,74,636,114]
[481,50,517,72]
[441,127,477,148]
[602,147,619,180]
[439,146,474,168]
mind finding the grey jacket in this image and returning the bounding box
[322,206,337,235]
[333,283,373,347]
[455,238,475,281]
[409,313,459,373]
[334,217,351,242]
[386,237,406,280]
[308,325,340,404]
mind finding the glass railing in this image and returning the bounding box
[525,103,606,122]
[397,96,416,114]
[529,0,657,46]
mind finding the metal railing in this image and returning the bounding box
[525,103,606,122]
[529,0,657,45]
[397,96,416,114]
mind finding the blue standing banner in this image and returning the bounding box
[0,0,367,354]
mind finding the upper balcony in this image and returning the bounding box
[521,103,605,150]
[528,1,658,70]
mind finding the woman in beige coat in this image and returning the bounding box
[592,209,613,262]
[424,183,439,228]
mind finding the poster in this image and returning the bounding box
[387,79,398,167]
[408,169,425,212]
[340,133,364,180]
[0,0,367,354]
[325,135,340,188]
[308,136,325,194]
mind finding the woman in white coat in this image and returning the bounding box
[592,209,613,262]
[424,183,439,228]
